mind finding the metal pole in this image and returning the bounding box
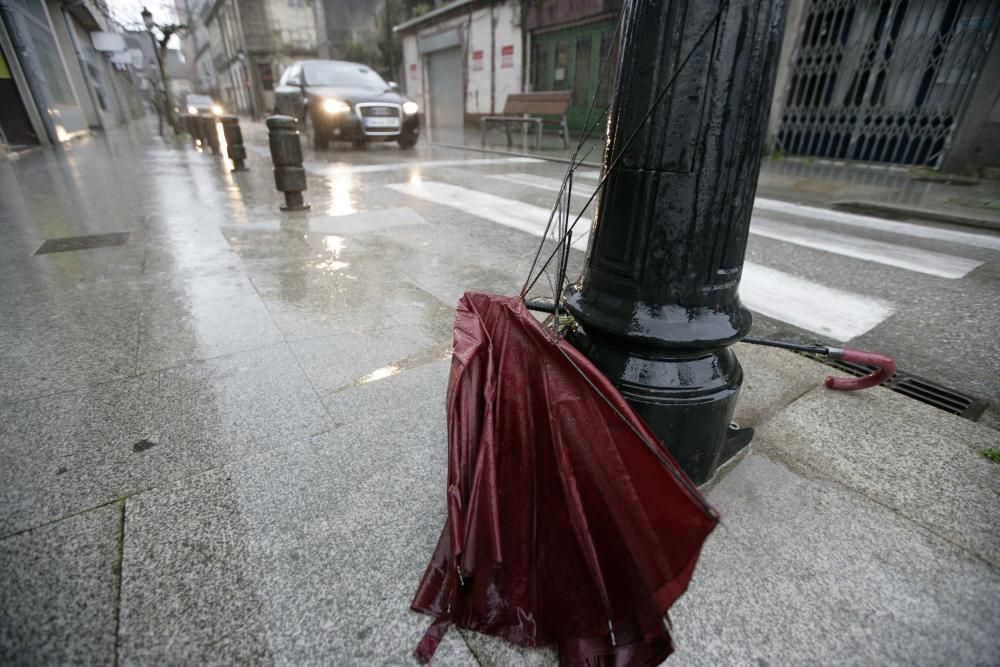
[564,0,787,485]
[151,32,174,131]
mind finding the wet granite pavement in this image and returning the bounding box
[1,121,998,665]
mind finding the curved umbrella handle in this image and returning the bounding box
[825,348,896,391]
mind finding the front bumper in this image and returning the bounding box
[314,104,420,142]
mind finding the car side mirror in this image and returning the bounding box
[388,81,399,92]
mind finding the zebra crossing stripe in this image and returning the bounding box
[387,180,894,341]
[741,263,893,341]
[752,217,981,278]
[754,198,1000,252]
[385,180,591,249]
[572,170,1000,252]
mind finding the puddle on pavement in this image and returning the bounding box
[330,341,452,394]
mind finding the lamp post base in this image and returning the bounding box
[567,326,748,485]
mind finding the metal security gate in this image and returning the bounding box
[775,0,1000,167]
[426,47,463,130]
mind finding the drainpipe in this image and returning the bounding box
[564,0,788,485]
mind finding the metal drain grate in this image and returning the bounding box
[801,354,987,420]
[35,232,130,255]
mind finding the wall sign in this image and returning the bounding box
[501,45,514,68]
[472,49,484,71]
[409,63,418,80]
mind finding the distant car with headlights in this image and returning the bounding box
[185,94,223,117]
[273,59,420,150]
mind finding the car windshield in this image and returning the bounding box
[303,62,387,89]
[187,95,212,106]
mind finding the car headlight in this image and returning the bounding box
[187,105,198,115]
[322,99,351,114]
[211,104,223,116]
[402,101,419,115]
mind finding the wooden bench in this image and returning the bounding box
[480,91,572,150]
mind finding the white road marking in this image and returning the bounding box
[312,156,544,175]
[488,173,594,199]
[741,263,893,341]
[386,180,590,248]
[751,217,982,278]
[754,198,1000,251]
[572,170,1000,252]
[389,180,892,340]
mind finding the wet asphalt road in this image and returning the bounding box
[274,133,1000,418]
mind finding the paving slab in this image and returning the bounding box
[0,504,121,665]
[118,361,478,665]
[0,344,329,536]
[671,454,1000,666]
[731,342,836,428]
[753,385,1000,567]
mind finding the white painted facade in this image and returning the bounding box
[398,0,521,124]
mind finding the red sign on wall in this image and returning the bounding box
[409,63,418,80]
[501,45,514,68]
[472,49,484,71]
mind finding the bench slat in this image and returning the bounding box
[503,91,572,116]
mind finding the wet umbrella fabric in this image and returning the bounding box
[412,293,718,665]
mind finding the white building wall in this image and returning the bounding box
[493,1,520,112]
[402,33,421,108]
[466,7,491,114]
[399,0,521,122]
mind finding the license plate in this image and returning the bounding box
[364,117,399,128]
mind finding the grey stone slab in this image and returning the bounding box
[0,344,329,536]
[753,385,1000,567]
[118,362,478,665]
[671,455,1000,666]
[0,287,140,403]
[731,341,836,429]
[289,327,441,395]
[250,263,455,342]
[137,291,284,373]
[0,504,121,666]
[459,630,557,667]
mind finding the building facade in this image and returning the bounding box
[396,0,523,132]
[186,0,317,116]
[313,0,382,61]
[1,0,142,154]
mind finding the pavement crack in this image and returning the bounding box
[112,499,126,667]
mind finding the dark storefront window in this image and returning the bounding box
[257,63,274,91]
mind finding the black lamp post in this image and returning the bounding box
[142,6,187,133]
[564,0,787,485]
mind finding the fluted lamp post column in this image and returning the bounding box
[564,0,787,485]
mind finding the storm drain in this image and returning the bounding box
[801,353,987,421]
[35,232,130,255]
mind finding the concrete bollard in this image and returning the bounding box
[202,116,220,154]
[191,115,206,147]
[266,115,310,211]
[220,115,248,171]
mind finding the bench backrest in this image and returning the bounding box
[503,91,572,116]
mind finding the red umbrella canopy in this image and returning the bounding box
[412,293,718,665]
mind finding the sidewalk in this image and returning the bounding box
[1,122,998,665]
[446,125,1000,232]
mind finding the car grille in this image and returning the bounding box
[358,104,402,135]
[359,105,399,118]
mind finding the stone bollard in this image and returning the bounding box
[191,115,206,148]
[179,114,194,143]
[202,116,220,154]
[266,115,310,211]
[220,115,248,171]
